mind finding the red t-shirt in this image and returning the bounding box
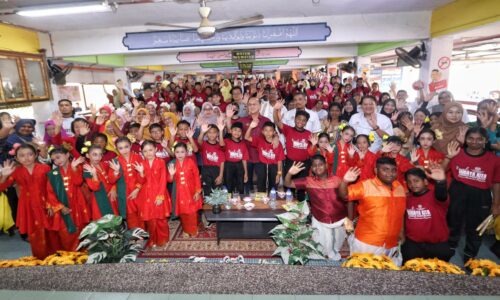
[405,189,449,243]
[213,101,227,113]
[450,149,500,189]
[251,135,285,165]
[306,89,320,109]
[224,138,249,162]
[282,124,310,161]
[200,141,225,167]
[319,94,331,109]
[144,96,160,107]
[293,175,346,223]
[192,90,207,107]
[239,115,271,163]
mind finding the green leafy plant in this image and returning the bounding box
[270,201,324,265]
[77,214,149,264]
[204,188,228,206]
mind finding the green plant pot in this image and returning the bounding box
[212,204,222,214]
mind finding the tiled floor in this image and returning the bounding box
[0,291,498,300]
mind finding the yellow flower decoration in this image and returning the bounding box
[434,129,443,140]
[170,141,178,153]
[368,132,375,142]
[81,147,89,154]
[424,117,430,123]
[84,141,92,147]
[338,123,347,131]
[126,133,136,144]
[382,134,389,141]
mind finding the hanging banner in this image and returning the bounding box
[176,47,302,63]
[123,23,331,50]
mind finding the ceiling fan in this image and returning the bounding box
[145,0,264,38]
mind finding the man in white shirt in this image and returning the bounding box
[261,88,287,122]
[58,99,75,137]
[349,95,394,153]
[283,93,322,133]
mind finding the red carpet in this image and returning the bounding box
[140,221,277,258]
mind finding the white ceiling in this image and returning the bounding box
[0,0,452,32]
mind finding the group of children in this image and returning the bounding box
[1,86,498,266]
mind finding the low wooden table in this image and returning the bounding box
[203,200,289,245]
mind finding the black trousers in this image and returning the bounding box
[254,162,278,193]
[201,165,221,197]
[244,162,256,194]
[224,161,245,195]
[283,158,311,201]
[6,186,18,226]
[447,180,492,260]
[402,238,454,263]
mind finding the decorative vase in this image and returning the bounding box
[212,204,222,214]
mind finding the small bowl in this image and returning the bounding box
[243,202,255,211]
[243,196,253,203]
[262,197,270,204]
[277,191,286,199]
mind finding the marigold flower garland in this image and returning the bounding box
[0,251,87,268]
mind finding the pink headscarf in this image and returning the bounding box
[43,120,62,146]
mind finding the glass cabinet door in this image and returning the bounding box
[0,56,26,102]
[23,58,49,100]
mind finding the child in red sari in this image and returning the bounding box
[0,144,51,259]
[139,140,172,248]
[332,125,356,178]
[108,137,145,229]
[308,133,334,175]
[352,134,377,181]
[168,142,202,237]
[379,136,414,185]
[83,145,118,220]
[410,128,445,171]
[46,147,90,251]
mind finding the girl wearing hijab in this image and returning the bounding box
[431,102,469,154]
[43,120,63,147]
[162,111,179,141]
[195,102,218,128]
[380,99,398,127]
[221,79,232,103]
[6,119,36,151]
[182,102,196,127]
[340,98,357,122]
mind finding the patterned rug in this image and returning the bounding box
[140,221,278,258]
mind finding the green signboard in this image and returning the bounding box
[238,62,253,73]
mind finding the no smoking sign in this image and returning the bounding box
[438,56,451,70]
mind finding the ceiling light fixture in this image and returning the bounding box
[16,1,114,17]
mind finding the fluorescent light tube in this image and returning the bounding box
[16,1,112,17]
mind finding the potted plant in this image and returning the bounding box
[77,214,149,264]
[204,188,228,214]
[270,201,324,265]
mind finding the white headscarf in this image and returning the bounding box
[182,102,196,127]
